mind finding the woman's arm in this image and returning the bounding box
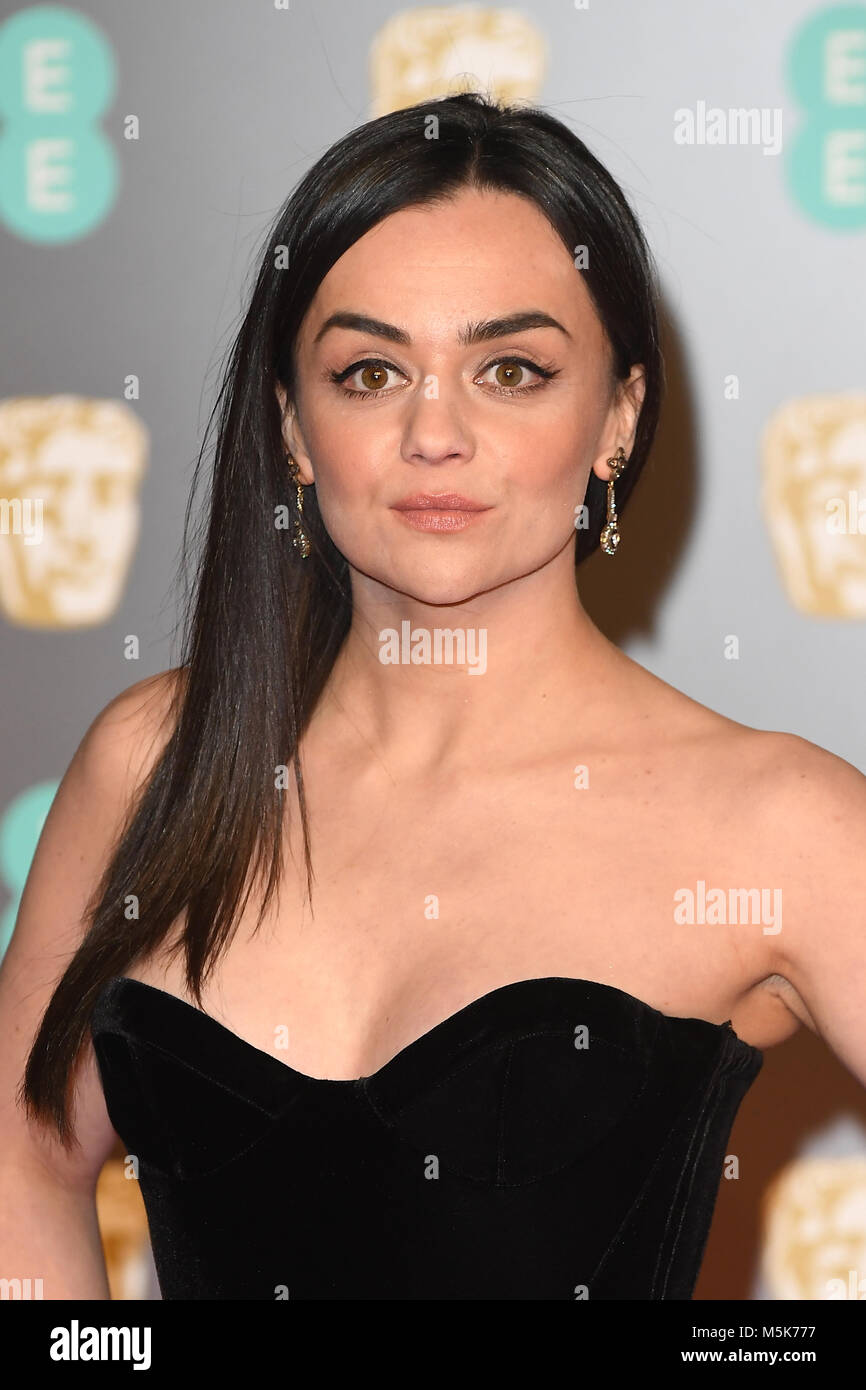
[759,732,866,1086]
[0,672,179,1299]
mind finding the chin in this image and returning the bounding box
[347,561,488,608]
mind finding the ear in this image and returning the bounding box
[590,365,647,482]
[274,381,315,485]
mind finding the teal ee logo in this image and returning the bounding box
[786,4,866,229]
[0,781,59,962]
[0,4,118,243]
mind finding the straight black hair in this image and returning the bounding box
[21,91,664,1142]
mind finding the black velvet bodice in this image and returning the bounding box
[91,974,762,1300]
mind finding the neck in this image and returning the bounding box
[308,543,630,776]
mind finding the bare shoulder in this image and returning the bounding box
[623,656,864,807]
[36,666,188,863]
[719,723,866,822]
[0,666,187,1181]
[706,720,866,1038]
[630,671,866,1043]
[709,722,866,903]
[649,668,866,846]
[738,725,866,905]
[23,664,187,908]
[732,727,866,1071]
[76,666,187,794]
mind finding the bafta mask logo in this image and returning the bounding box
[370,5,547,117]
[761,393,866,618]
[762,1157,866,1299]
[0,396,148,628]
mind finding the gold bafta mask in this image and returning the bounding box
[762,1156,866,1299]
[0,396,148,629]
[370,6,547,117]
[762,394,866,618]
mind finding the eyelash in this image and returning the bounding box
[327,355,560,399]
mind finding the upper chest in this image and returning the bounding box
[131,751,792,1073]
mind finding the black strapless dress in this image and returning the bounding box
[91,974,762,1300]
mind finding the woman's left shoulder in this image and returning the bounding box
[664,689,866,869]
[720,726,866,1076]
[724,724,866,824]
[625,659,866,827]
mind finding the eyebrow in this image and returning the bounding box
[312,309,571,347]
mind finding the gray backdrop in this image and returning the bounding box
[2,0,865,1301]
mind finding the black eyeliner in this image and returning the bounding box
[327,354,561,385]
[327,357,398,384]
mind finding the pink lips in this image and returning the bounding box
[391,493,490,511]
[390,494,493,532]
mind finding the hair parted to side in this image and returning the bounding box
[20,91,664,1143]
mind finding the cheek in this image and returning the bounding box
[502,410,590,492]
[303,413,384,502]
[301,424,393,561]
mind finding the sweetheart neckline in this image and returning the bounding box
[92,973,760,1087]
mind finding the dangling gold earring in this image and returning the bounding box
[599,446,628,556]
[286,454,311,558]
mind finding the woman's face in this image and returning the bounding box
[278,186,645,604]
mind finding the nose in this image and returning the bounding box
[399,384,476,468]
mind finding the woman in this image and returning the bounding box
[3,93,865,1301]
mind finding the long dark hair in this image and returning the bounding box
[21,92,664,1143]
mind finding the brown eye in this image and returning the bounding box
[360,364,388,390]
[494,362,525,388]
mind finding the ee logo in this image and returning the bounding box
[0,781,59,963]
[0,4,118,242]
[786,3,866,228]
